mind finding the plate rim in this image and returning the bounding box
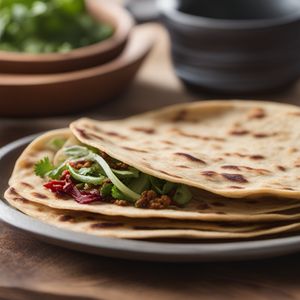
[1,133,300,262]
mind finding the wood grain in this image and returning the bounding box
[1,222,300,300]
[1,24,300,300]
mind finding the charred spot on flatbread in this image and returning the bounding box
[90,222,124,229]
[221,173,249,184]
[174,153,206,164]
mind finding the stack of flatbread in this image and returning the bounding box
[5,100,300,240]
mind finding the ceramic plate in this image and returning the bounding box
[1,134,300,262]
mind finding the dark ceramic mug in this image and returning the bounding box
[158,0,300,94]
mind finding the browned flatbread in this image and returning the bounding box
[6,189,300,240]
[71,100,300,199]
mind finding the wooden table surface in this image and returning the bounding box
[1,24,300,300]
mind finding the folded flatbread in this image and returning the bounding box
[6,100,300,239]
[6,189,300,239]
[7,128,300,222]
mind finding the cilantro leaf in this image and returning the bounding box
[34,157,54,178]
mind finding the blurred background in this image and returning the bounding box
[1,0,300,141]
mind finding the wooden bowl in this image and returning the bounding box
[0,24,156,117]
[0,0,134,74]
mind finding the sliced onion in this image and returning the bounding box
[90,153,140,201]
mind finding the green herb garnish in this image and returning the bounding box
[0,0,114,53]
[100,183,113,197]
[48,137,66,151]
[63,145,140,201]
[36,144,193,206]
[111,185,131,201]
[34,157,54,178]
[34,157,67,179]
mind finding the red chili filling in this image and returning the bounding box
[44,171,102,204]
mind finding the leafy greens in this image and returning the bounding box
[35,144,193,206]
[0,0,113,53]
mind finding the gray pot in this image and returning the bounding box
[157,0,300,94]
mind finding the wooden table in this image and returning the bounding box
[1,24,300,300]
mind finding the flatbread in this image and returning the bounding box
[7,128,300,222]
[5,188,271,233]
[71,100,300,199]
[6,189,300,240]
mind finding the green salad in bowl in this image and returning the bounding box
[0,0,114,53]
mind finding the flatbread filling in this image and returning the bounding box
[34,138,192,209]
